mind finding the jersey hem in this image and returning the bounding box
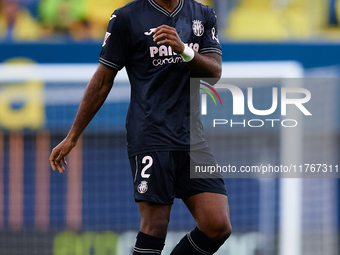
[128,143,209,157]
[128,146,190,157]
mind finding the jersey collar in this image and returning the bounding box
[147,0,184,17]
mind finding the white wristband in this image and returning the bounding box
[180,44,195,62]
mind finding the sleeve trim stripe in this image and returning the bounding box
[200,48,222,55]
[200,47,222,52]
[200,49,222,54]
[99,60,122,70]
[99,57,123,69]
[99,58,123,70]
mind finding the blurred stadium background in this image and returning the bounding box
[0,0,340,254]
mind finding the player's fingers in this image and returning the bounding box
[50,161,56,171]
[153,32,170,42]
[154,25,173,33]
[154,33,177,43]
[156,39,171,45]
[156,38,183,53]
[156,29,177,38]
[49,149,57,161]
[56,152,65,163]
[55,160,65,173]
[49,151,63,173]
[49,150,59,171]
[153,31,168,41]
[62,158,67,166]
[153,27,176,38]
[57,164,65,174]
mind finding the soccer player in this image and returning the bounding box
[49,0,232,254]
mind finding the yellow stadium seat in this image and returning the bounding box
[0,9,41,41]
[227,0,326,40]
[283,6,312,39]
[196,0,213,7]
[227,0,288,40]
[85,0,131,39]
[86,0,131,25]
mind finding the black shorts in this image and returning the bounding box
[129,148,227,205]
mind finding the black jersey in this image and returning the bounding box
[99,0,222,157]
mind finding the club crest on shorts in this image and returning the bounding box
[192,20,204,37]
[137,181,148,194]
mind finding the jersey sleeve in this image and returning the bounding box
[199,8,222,56]
[99,11,132,70]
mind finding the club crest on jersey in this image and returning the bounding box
[137,181,148,194]
[192,20,204,37]
[102,32,111,47]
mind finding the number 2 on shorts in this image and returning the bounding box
[141,156,153,178]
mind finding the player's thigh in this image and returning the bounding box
[138,202,172,238]
[184,192,231,239]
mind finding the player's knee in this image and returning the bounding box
[203,219,232,243]
[140,217,170,238]
[219,221,232,241]
[214,221,232,243]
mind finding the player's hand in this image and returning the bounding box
[49,138,76,174]
[153,25,185,54]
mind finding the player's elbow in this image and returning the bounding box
[206,62,222,84]
[212,67,222,80]
[207,69,221,85]
[205,53,222,80]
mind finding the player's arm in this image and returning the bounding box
[49,64,117,174]
[185,52,221,79]
[153,25,221,79]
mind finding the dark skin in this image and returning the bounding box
[49,0,231,244]
[49,64,118,173]
[156,0,179,12]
